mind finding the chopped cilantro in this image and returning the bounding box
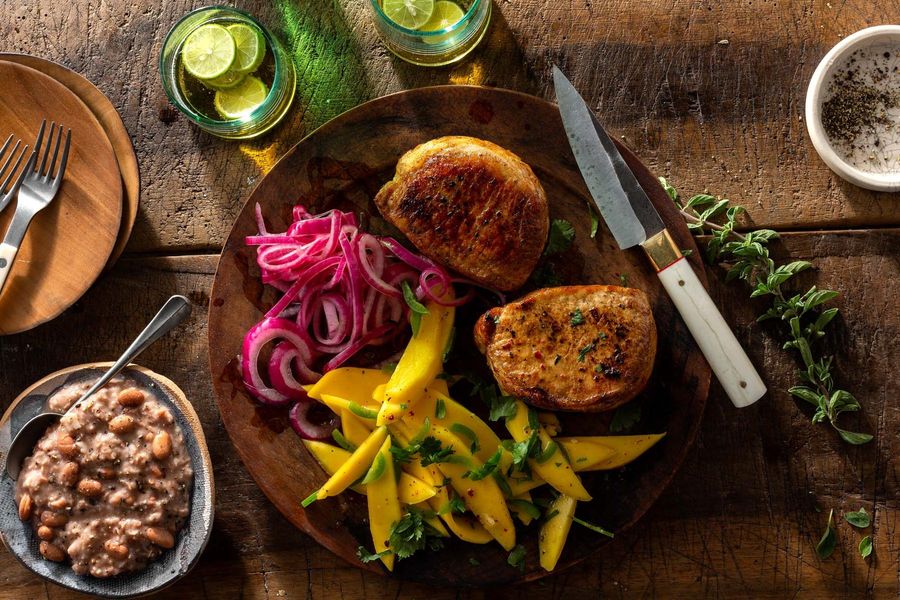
[434,397,447,420]
[419,436,455,466]
[464,448,502,481]
[545,219,576,255]
[570,308,585,326]
[438,496,467,515]
[450,423,480,453]
[356,546,390,563]
[590,210,600,239]
[469,557,481,566]
[507,544,527,571]
[509,499,542,520]
[577,341,597,362]
[389,508,445,560]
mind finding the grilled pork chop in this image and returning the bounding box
[374,136,549,291]
[474,285,657,412]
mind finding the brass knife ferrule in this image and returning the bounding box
[640,229,682,272]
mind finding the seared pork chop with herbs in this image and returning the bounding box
[474,285,657,412]
[374,136,549,291]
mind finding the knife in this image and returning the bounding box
[552,66,766,408]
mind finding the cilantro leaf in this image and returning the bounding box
[419,436,455,466]
[577,341,596,362]
[570,308,585,326]
[438,496,467,515]
[356,546,390,563]
[464,448,502,481]
[609,401,642,433]
[544,219,575,255]
[590,210,600,239]
[389,509,444,560]
[434,397,447,420]
[507,544,527,571]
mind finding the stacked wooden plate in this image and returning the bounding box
[0,55,139,335]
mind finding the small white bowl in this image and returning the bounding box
[805,25,900,192]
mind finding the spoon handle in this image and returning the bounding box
[73,295,192,408]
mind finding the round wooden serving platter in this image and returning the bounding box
[0,62,122,335]
[0,53,140,271]
[0,363,215,598]
[208,86,712,586]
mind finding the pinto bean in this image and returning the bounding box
[39,541,66,562]
[48,497,69,510]
[145,526,175,549]
[60,462,80,487]
[109,415,136,434]
[37,526,55,541]
[152,431,172,460]
[104,540,130,560]
[117,388,145,407]
[40,511,68,527]
[18,494,33,521]
[57,434,77,458]
[77,479,103,498]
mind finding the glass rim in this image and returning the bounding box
[369,0,482,37]
[158,5,288,128]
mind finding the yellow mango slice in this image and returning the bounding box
[403,390,502,465]
[506,400,591,501]
[306,367,390,406]
[316,426,387,500]
[319,393,378,420]
[538,494,577,571]
[569,433,666,470]
[366,436,402,571]
[303,440,435,505]
[341,409,372,447]
[377,301,454,425]
[427,487,494,544]
[429,424,515,550]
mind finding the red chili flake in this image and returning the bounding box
[533,350,543,359]
[466,488,475,497]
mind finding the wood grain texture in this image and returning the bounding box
[0,228,895,597]
[207,86,711,585]
[1,1,897,255]
[0,62,122,335]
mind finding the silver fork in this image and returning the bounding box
[0,134,31,213]
[0,121,71,295]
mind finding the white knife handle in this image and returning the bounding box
[0,242,19,295]
[657,256,766,407]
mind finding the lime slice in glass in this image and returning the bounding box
[382,0,435,29]
[203,69,246,90]
[182,23,236,80]
[226,23,266,74]
[214,76,269,120]
[420,1,465,43]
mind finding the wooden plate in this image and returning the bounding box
[0,363,215,598]
[208,86,711,586]
[0,54,140,271]
[0,62,122,335]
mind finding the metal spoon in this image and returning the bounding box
[3,295,192,480]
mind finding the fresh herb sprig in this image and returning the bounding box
[661,178,871,445]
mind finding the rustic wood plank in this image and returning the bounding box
[0,228,896,598]
[2,1,899,257]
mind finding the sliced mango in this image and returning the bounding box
[506,400,591,501]
[307,367,389,406]
[403,390,502,465]
[427,486,494,544]
[366,436,402,571]
[568,433,666,470]
[538,494,577,571]
[341,408,372,447]
[377,301,454,425]
[303,440,435,505]
[316,426,387,500]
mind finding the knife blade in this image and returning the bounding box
[553,65,766,408]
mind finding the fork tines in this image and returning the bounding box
[32,120,71,186]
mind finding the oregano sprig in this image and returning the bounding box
[660,177,871,445]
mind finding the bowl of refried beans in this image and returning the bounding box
[0,363,214,598]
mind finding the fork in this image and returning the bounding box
[0,120,71,295]
[0,134,31,213]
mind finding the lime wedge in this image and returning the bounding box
[203,69,246,90]
[382,0,435,29]
[421,1,464,43]
[214,76,269,120]
[182,23,236,80]
[226,23,266,74]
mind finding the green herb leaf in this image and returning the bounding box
[484,388,517,422]
[438,496,467,515]
[844,507,871,528]
[419,436,455,466]
[570,308,585,326]
[536,440,559,464]
[577,341,596,362]
[464,448,502,481]
[609,401,642,433]
[401,280,430,315]
[410,311,422,336]
[590,211,600,239]
[301,489,319,508]
[380,362,397,374]
[507,544,527,571]
[545,219,576,255]
[834,428,873,445]
[389,508,445,560]
[356,546,390,563]
[435,397,447,420]
[619,273,629,287]
[816,509,837,560]
[468,557,481,566]
[442,326,456,362]
[859,535,873,558]
[572,516,614,538]
[509,499,542,520]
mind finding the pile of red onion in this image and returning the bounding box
[241,204,470,440]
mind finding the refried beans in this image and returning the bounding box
[14,377,193,578]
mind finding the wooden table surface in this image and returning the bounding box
[1,1,898,598]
